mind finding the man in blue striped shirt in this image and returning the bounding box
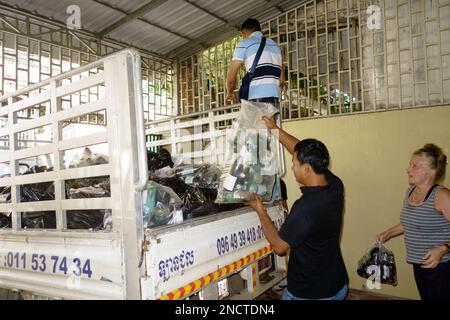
[226,18,285,104]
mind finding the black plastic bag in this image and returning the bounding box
[147,148,174,172]
[68,185,110,199]
[0,185,11,203]
[186,202,219,220]
[151,176,188,198]
[181,186,218,217]
[21,211,56,229]
[66,210,111,231]
[0,212,11,229]
[65,177,110,198]
[357,243,398,286]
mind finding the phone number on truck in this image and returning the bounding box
[1,252,93,278]
[216,217,283,256]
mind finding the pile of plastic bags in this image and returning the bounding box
[0,165,56,229]
[144,149,244,228]
[65,147,111,231]
[0,147,111,230]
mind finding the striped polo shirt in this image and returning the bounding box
[232,31,282,100]
[400,185,450,264]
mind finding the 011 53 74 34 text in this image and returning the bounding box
[1,251,93,278]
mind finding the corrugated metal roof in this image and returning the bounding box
[0,0,307,58]
[141,0,223,39]
[5,0,126,31]
[109,19,188,55]
[98,0,152,13]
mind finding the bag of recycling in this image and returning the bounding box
[67,147,108,168]
[357,243,398,286]
[0,212,11,229]
[216,100,280,203]
[177,164,222,189]
[143,181,184,228]
[181,186,219,219]
[21,211,56,229]
[147,148,174,172]
[66,209,112,231]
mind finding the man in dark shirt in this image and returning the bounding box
[244,116,349,300]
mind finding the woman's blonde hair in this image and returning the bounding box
[413,144,448,182]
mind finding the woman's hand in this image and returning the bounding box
[422,246,447,268]
[375,230,390,244]
[375,224,404,244]
[244,193,265,215]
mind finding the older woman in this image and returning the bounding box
[376,144,450,300]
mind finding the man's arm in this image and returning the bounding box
[262,116,299,155]
[257,208,290,255]
[226,60,242,101]
[245,193,290,256]
[279,64,286,89]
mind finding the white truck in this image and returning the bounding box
[0,49,287,300]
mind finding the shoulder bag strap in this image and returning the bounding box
[248,37,266,80]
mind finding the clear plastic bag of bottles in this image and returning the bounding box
[216,100,280,203]
[177,164,222,189]
[357,243,398,286]
[143,181,184,228]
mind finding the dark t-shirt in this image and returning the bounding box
[279,170,349,299]
[280,179,288,201]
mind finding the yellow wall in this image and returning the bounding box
[281,105,450,300]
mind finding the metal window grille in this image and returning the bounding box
[179,38,240,115]
[146,134,162,153]
[179,0,450,119]
[0,7,175,124]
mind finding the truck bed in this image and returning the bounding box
[142,204,285,300]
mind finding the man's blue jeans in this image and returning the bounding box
[281,284,348,300]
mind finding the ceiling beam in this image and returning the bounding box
[98,0,169,37]
[183,0,228,24]
[93,0,192,41]
[167,0,289,58]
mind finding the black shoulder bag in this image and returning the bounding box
[239,37,266,101]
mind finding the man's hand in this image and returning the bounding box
[226,60,242,104]
[245,192,290,256]
[226,91,236,103]
[262,116,278,130]
[244,192,265,215]
[422,246,447,268]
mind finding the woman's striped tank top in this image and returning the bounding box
[400,185,450,264]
